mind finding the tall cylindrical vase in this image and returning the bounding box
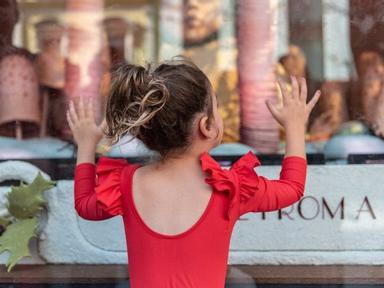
[237,0,279,153]
[64,0,105,137]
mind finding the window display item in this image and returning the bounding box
[35,19,65,90]
[280,45,307,78]
[64,0,105,125]
[324,134,384,160]
[309,81,349,141]
[183,0,240,143]
[104,17,128,65]
[0,55,41,139]
[236,0,279,153]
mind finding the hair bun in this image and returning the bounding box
[129,71,170,131]
[106,63,170,143]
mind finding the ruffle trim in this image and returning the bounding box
[95,157,128,216]
[200,151,261,221]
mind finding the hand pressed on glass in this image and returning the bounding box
[266,76,320,128]
[266,76,321,158]
[66,96,106,164]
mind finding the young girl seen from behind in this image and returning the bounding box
[67,58,320,288]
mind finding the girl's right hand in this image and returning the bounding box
[66,96,106,150]
[266,76,321,130]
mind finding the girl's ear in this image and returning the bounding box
[198,115,214,139]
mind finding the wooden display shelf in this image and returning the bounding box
[0,265,383,285]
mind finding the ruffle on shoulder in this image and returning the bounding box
[200,151,261,221]
[95,157,128,216]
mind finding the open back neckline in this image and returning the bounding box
[126,164,216,239]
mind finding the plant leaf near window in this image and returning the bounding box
[0,172,55,272]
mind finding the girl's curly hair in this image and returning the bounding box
[105,57,214,157]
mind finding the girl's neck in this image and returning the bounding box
[150,141,216,172]
[156,151,201,170]
[152,144,213,173]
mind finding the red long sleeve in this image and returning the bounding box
[74,163,114,220]
[239,156,307,215]
[200,151,307,220]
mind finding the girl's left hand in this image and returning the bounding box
[66,96,106,149]
[266,76,320,130]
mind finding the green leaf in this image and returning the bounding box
[7,172,55,219]
[0,218,11,227]
[0,218,38,272]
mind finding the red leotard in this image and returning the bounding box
[74,151,307,288]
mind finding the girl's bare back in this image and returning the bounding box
[132,160,212,236]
